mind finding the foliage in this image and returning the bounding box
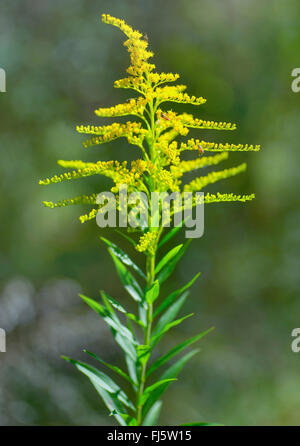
[40,13,258,426]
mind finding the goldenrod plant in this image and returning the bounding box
[40,14,259,426]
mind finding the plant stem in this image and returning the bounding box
[135,93,160,425]
[136,249,156,425]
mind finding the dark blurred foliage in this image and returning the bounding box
[0,0,300,426]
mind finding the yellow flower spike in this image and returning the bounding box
[204,192,255,203]
[39,14,260,427]
[156,85,206,107]
[136,231,157,253]
[171,152,229,178]
[94,98,148,118]
[43,194,98,209]
[180,138,260,152]
[78,122,148,149]
[79,208,98,224]
[184,163,247,192]
[40,13,258,227]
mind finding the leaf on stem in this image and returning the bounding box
[101,291,145,327]
[142,400,163,426]
[62,357,135,411]
[154,272,201,318]
[142,349,199,417]
[150,313,194,347]
[157,240,191,284]
[145,280,160,304]
[155,244,183,275]
[147,327,214,377]
[152,291,190,337]
[108,249,144,302]
[101,236,146,279]
[139,379,177,407]
[83,349,134,385]
[158,217,190,249]
[80,294,137,345]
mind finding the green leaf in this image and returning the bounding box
[126,355,138,387]
[145,280,160,305]
[111,327,137,361]
[137,344,151,366]
[101,237,145,279]
[158,217,190,249]
[110,411,138,426]
[80,294,137,345]
[83,350,134,385]
[155,244,183,274]
[95,386,127,426]
[157,240,191,284]
[154,273,201,318]
[108,250,143,302]
[101,292,145,327]
[62,357,135,411]
[84,293,136,361]
[150,313,194,347]
[152,291,189,337]
[142,401,162,426]
[142,349,199,417]
[147,327,214,377]
[139,379,176,406]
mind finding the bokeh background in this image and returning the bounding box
[1,0,300,426]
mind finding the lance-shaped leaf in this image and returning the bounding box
[80,294,137,345]
[108,249,143,302]
[84,350,134,385]
[111,327,137,361]
[138,379,177,407]
[145,280,160,305]
[147,327,214,377]
[158,217,190,249]
[101,236,146,279]
[126,355,138,387]
[101,291,145,327]
[152,291,190,337]
[150,313,194,348]
[80,294,137,360]
[110,411,138,426]
[142,349,199,417]
[95,386,127,426]
[142,401,163,426]
[62,357,135,411]
[155,244,183,274]
[137,344,152,366]
[157,240,191,284]
[154,272,201,318]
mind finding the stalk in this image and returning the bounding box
[136,245,156,425]
[136,96,158,424]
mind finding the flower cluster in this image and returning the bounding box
[40,13,260,253]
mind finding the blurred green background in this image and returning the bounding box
[1,0,300,426]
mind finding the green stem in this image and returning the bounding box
[136,249,156,425]
[135,88,160,426]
